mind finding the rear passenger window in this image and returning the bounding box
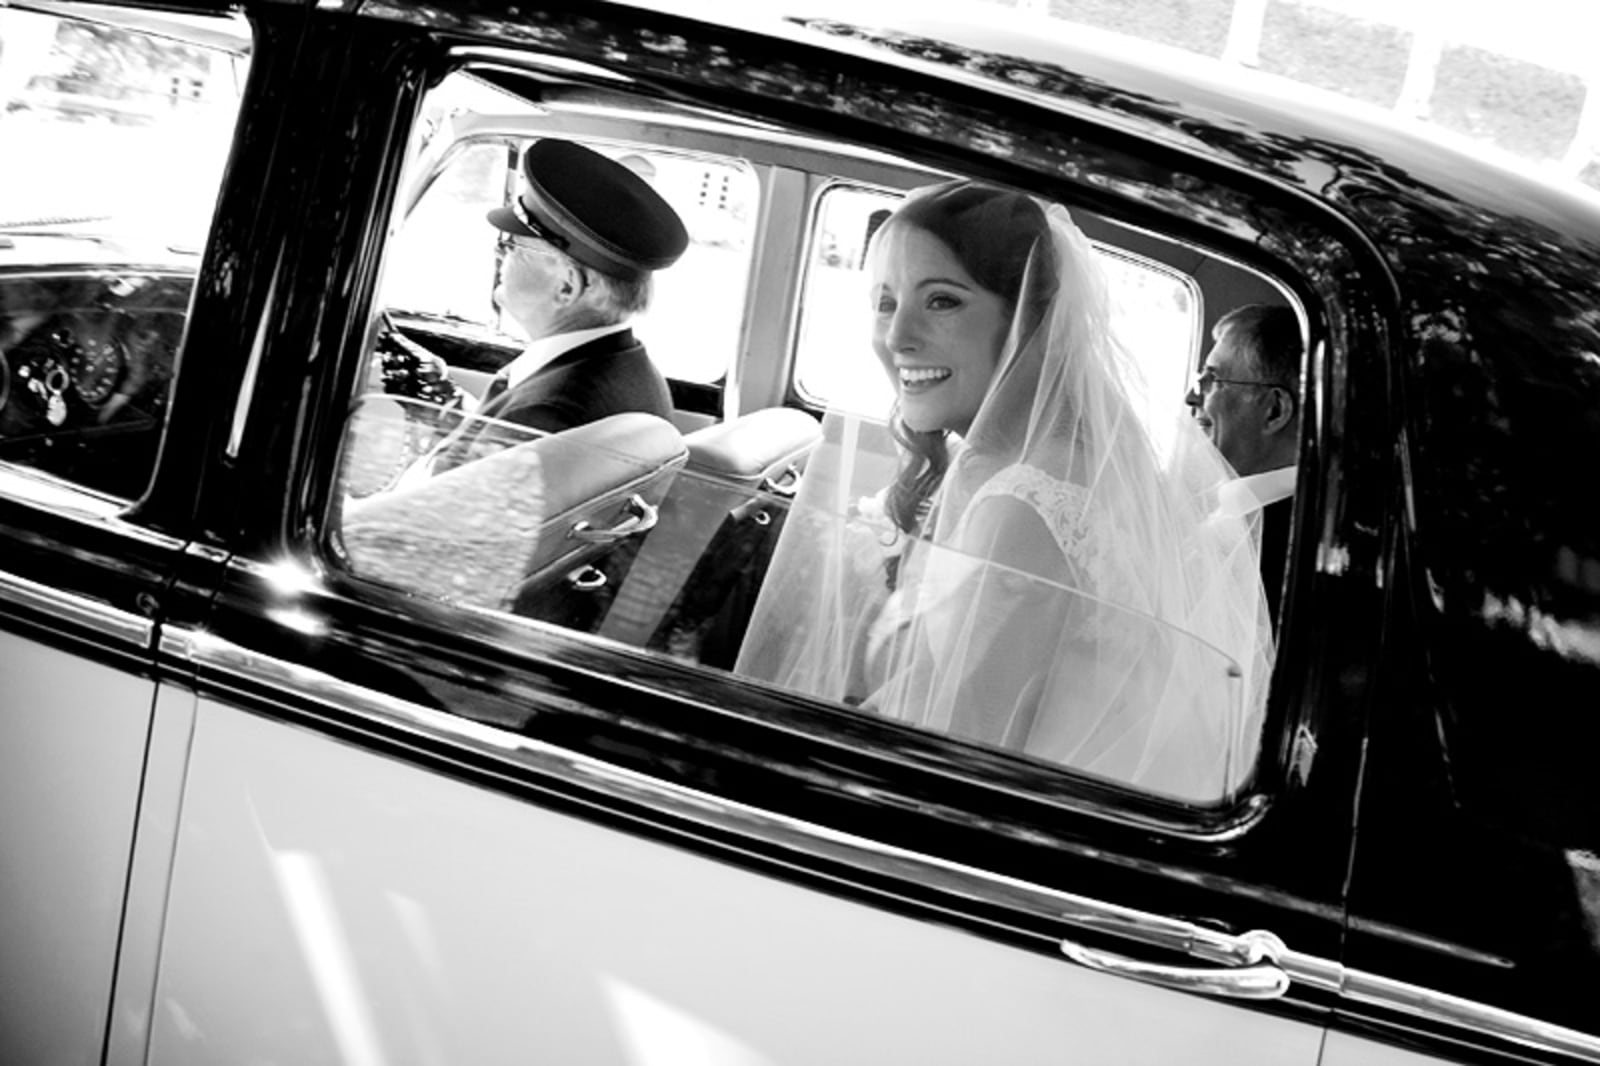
[793,184,900,417]
[332,65,1286,809]
[0,4,248,499]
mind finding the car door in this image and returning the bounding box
[0,4,248,1062]
[1319,133,1600,1064]
[0,481,178,1066]
[116,3,1396,1062]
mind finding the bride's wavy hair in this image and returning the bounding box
[873,181,1058,535]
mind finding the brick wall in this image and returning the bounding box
[1024,0,1600,190]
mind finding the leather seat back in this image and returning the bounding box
[596,406,821,657]
[339,410,687,612]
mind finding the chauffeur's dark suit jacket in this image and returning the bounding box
[480,328,673,436]
[430,328,672,475]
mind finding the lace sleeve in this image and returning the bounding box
[962,463,1142,602]
[966,464,1089,560]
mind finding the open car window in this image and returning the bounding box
[381,71,758,390]
[329,63,1299,809]
[0,3,248,499]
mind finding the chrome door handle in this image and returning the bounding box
[569,494,659,544]
[1059,936,1290,1000]
[760,463,801,497]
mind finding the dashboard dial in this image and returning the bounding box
[60,321,125,406]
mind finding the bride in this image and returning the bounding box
[737,181,1272,803]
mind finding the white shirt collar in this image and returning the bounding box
[1216,464,1297,518]
[500,323,629,388]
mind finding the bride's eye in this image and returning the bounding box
[874,291,897,314]
[926,292,962,311]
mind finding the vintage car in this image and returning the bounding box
[3,0,1599,1062]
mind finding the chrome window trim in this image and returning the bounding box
[0,469,181,649]
[0,465,129,521]
[0,568,154,649]
[1339,971,1600,1064]
[169,625,1600,1063]
[227,258,279,460]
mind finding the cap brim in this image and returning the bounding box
[486,205,532,236]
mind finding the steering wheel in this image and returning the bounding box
[374,311,467,410]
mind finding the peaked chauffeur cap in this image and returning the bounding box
[487,139,689,282]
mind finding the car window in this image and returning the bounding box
[330,72,1279,807]
[384,139,508,327]
[792,184,899,418]
[794,182,1200,441]
[0,3,248,499]
[381,72,757,387]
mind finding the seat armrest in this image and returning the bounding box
[684,407,821,485]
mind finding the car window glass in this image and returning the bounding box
[380,71,757,387]
[792,184,901,417]
[333,82,1277,806]
[384,140,508,327]
[333,394,1259,804]
[627,152,757,384]
[0,4,249,499]
[793,183,1200,445]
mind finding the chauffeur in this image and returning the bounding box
[475,137,687,437]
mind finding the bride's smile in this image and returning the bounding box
[897,365,953,389]
[869,226,1010,436]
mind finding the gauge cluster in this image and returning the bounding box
[0,271,191,496]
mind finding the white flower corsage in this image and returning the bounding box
[851,488,911,585]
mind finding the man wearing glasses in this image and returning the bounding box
[1186,304,1303,625]
[477,137,688,437]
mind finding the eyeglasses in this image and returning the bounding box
[497,233,563,259]
[496,232,589,294]
[1191,365,1287,397]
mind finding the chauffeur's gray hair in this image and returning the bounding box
[586,266,652,320]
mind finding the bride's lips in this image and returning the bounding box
[898,366,953,393]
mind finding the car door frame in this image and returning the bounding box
[137,0,1399,1052]
[0,3,250,1059]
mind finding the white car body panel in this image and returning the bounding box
[138,698,1325,1065]
[0,631,152,1066]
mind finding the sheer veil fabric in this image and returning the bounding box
[737,190,1273,804]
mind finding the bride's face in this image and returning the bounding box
[869,225,1011,436]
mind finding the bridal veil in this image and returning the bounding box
[737,183,1273,804]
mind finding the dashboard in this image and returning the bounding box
[0,270,192,498]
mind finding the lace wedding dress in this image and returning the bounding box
[861,458,1262,801]
[737,190,1271,805]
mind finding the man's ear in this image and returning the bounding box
[1262,387,1298,436]
[552,260,585,306]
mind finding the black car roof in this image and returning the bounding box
[608,0,1600,233]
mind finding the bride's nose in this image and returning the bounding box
[886,304,921,353]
